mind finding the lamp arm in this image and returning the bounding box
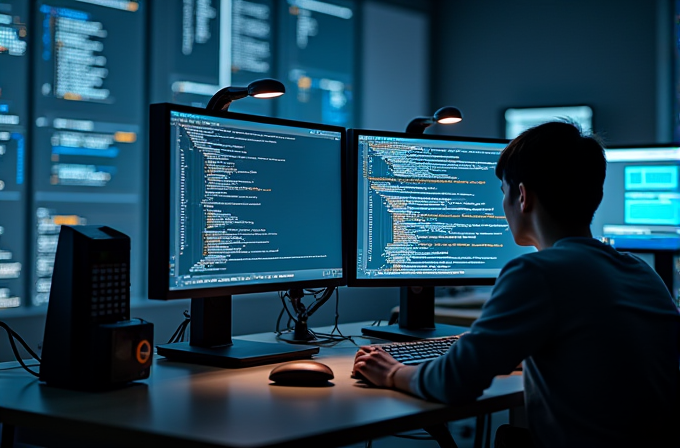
[405,117,434,134]
[206,86,248,111]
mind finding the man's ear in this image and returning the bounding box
[518,182,533,213]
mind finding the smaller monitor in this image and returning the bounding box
[505,105,593,139]
[348,129,535,340]
[592,145,680,251]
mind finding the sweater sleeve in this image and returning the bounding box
[410,255,556,404]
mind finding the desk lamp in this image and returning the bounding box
[405,106,463,134]
[206,78,285,112]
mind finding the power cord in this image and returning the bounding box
[276,288,355,346]
[303,288,356,346]
[0,321,41,377]
[167,310,191,343]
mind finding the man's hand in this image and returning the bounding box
[352,345,405,388]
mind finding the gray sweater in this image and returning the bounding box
[411,237,680,447]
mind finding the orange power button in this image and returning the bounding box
[136,340,151,364]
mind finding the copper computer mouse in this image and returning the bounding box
[269,361,334,386]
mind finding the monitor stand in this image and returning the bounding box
[156,296,319,367]
[361,286,470,342]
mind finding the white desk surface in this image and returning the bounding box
[0,323,523,448]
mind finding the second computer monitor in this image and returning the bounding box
[592,144,680,250]
[349,130,533,286]
[348,129,534,340]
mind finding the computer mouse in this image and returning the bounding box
[269,361,334,386]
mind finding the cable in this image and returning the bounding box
[275,302,287,333]
[277,290,298,331]
[304,288,356,346]
[276,290,300,335]
[0,321,41,377]
[0,322,41,361]
[275,287,356,346]
[0,363,40,371]
[167,310,191,343]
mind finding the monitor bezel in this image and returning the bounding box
[346,128,513,288]
[604,142,680,152]
[148,102,347,301]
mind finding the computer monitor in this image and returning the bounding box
[348,129,535,341]
[504,105,593,139]
[148,103,346,367]
[591,144,680,293]
[592,145,680,250]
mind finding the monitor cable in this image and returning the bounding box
[303,288,356,346]
[276,287,354,346]
[0,321,41,377]
[167,310,191,343]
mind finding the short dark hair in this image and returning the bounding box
[494,121,606,226]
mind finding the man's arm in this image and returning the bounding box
[412,256,555,404]
[353,255,556,404]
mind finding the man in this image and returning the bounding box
[353,121,680,447]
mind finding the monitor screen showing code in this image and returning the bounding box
[354,132,535,282]
[168,110,344,290]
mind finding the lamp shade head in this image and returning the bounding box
[433,106,463,124]
[406,106,464,134]
[248,78,286,98]
[253,92,285,99]
[206,78,286,112]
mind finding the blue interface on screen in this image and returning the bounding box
[504,105,593,139]
[592,146,680,250]
[167,111,344,290]
[354,134,535,281]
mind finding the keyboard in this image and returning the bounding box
[373,335,461,365]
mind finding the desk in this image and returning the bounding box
[435,306,483,327]
[389,290,489,328]
[0,323,523,448]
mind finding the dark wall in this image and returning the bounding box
[430,0,667,145]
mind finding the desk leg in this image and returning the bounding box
[1,424,15,448]
[509,405,527,428]
[473,415,484,448]
[423,424,459,448]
